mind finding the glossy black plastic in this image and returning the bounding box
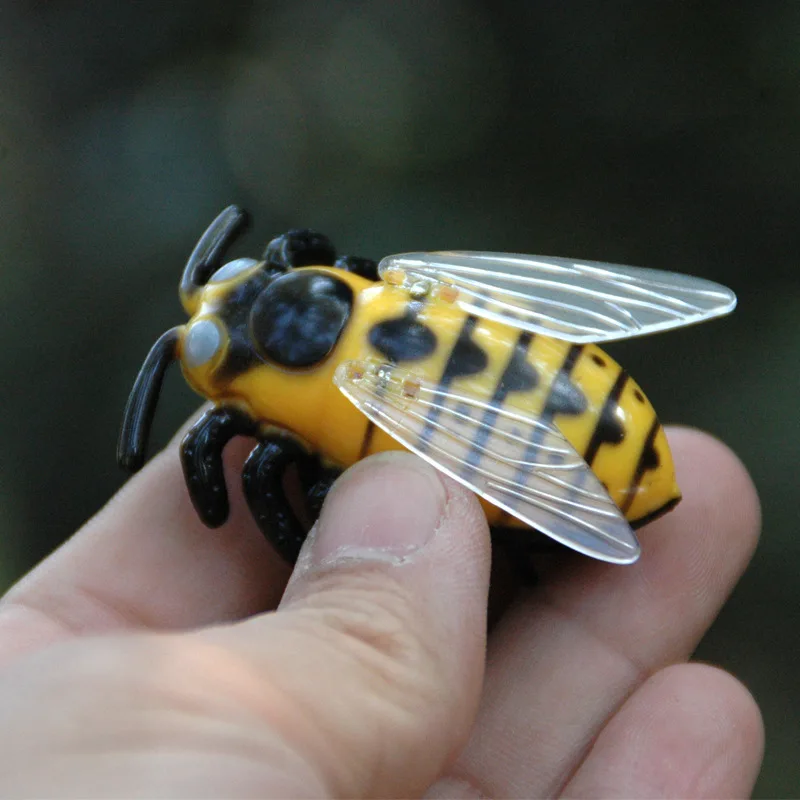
[251,271,354,368]
[117,326,181,472]
[180,205,251,302]
[263,228,337,271]
[242,433,331,563]
[180,406,257,526]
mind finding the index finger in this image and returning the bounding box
[0,427,289,666]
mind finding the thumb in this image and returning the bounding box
[210,452,491,798]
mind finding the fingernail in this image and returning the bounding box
[309,453,446,568]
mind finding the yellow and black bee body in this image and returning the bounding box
[118,206,736,566]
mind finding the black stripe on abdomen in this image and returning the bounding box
[464,331,537,470]
[419,314,487,450]
[500,343,585,522]
[367,299,437,363]
[583,370,628,467]
[361,298,432,459]
[621,417,661,514]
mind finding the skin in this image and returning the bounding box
[0,424,762,798]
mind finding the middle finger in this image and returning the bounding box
[431,428,760,799]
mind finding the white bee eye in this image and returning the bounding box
[208,258,259,284]
[184,319,222,367]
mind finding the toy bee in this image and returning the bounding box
[118,206,736,565]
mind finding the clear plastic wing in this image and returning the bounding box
[378,251,737,343]
[334,360,640,564]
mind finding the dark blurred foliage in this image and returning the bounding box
[0,1,797,793]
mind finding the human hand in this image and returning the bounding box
[0,426,762,797]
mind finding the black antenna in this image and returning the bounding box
[180,205,251,312]
[117,327,181,472]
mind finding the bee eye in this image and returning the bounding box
[209,258,259,284]
[183,319,222,367]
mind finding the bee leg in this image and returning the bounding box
[300,463,344,521]
[263,229,337,271]
[335,255,379,282]
[241,433,324,564]
[489,525,562,586]
[180,406,257,527]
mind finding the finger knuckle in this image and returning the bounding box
[293,567,442,710]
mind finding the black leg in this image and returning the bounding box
[301,464,343,520]
[242,434,327,563]
[263,229,337,271]
[489,525,562,586]
[180,406,256,527]
[335,255,379,282]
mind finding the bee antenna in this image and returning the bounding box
[117,327,181,472]
[180,206,251,314]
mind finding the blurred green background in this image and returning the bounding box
[0,1,796,794]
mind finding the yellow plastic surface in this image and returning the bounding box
[179,266,681,530]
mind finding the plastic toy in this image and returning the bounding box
[118,206,736,565]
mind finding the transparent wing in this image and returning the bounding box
[379,251,737,343]
[334,360,640,564]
